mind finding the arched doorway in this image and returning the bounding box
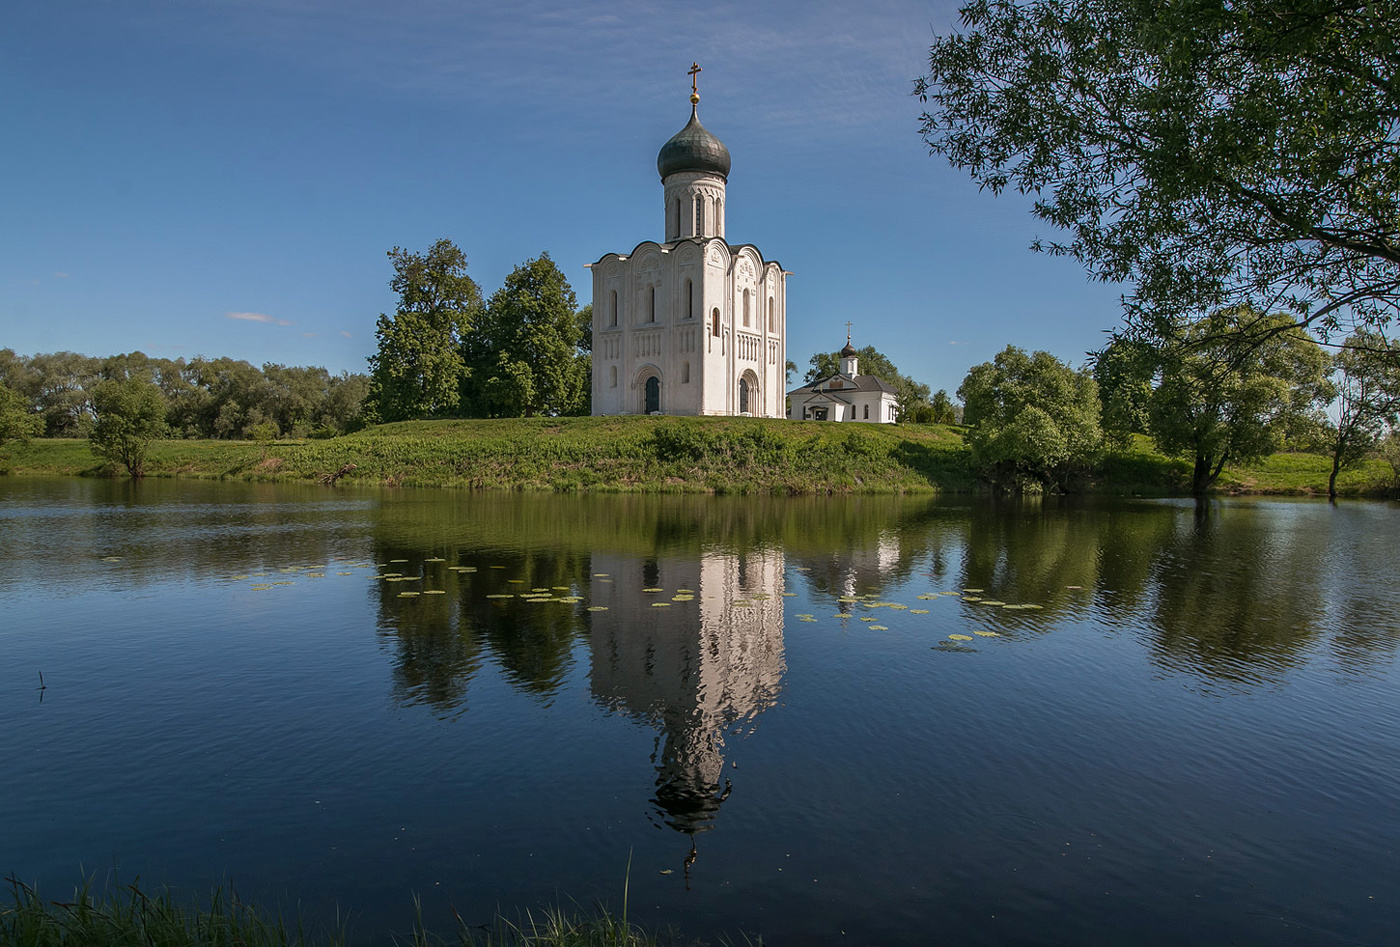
[738,372,759,415]
[645,376,660,414]
[738,376,751,414]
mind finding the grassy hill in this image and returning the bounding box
[2,416,1393,496]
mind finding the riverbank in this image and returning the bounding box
[0,874,708,947]
[0,416,1392,495]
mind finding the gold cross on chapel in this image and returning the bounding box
[688,62,702,103]
[846,321,853,344]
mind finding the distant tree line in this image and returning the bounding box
[0,348,369,440]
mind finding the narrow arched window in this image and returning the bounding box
[694,195,703,235]
[610,290,618,327]
[767,298,774,332]
[864,404,869,420]
[743,289,751,328]
[682,362,690,384]
[715,197,723,234]
[648,285,655,323]
[712,307,720,337]
[684,279,693,319]
[610,365,617,388]
[674,199,681,240]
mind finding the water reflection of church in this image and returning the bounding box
[586,549,786,837]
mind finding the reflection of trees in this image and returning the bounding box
[370,544,593,716]
[787,497,961,599]
[0,477,370,594]
[587,550,785,841]
[1145,502,1328,683]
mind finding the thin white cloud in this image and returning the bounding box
[226,311,294,326]
[302,332,318,338]
[53,271,70,279]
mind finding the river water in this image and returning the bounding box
[2,477,1398,945]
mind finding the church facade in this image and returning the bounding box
[590,78,788,417]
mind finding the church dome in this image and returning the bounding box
[840,342,858,358]
[657,106,731,180]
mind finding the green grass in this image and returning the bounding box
[1,417,1394,496]
[0,875,747,947]
[0,417,974,494]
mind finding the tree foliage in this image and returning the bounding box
[89,376,168,477]
[460,253,589,418]
[1099,309,1332,494]
[0,381,42,446]
[916,0,1400,348]
[367,239,481,422]
[1325,329,1400,496]
[958,346,1102,490]
[804,345,933,422]
[0,348,368,440]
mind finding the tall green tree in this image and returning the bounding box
[928,389,959,425]
[0,381,42,446]
[367,239,481,422]
[804,345,933,422]
[1324,330,1400,497]
[958,346,1102,491]
[1113,310,1333,495]
[916,0,1400,348]
[89,376,168,477]
[460,253,589,417]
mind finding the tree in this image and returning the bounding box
[929,389,960,425]
[366,239,481,422]
[1102,309,1332,495]
[0,381,42,446]
[89,377,168,477]
[916,1,1400,349]
[804,345,933,422]
[958,346,1102,491]
[460,254,589,417]
[1324,330,1400,497]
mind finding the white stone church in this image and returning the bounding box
[589,77,788,417]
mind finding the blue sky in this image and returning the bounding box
[2,0,1125,396]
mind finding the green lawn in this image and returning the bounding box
[2,418,1394,497]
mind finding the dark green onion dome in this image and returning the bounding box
[657,106,731,180]
[841,342,858,357]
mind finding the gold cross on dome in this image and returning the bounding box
[689,62,702,95]
[846,321,853,344]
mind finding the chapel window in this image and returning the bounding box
[743,289,751,328]
[609,290,618,327]
[685,279,693,319]
[648,285,656,323]
[695,195,703,235]
[610,365,617,388]
[767,298,774,332]
[712,308,720,337]
[682,362,690,384]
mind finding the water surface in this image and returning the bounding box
[2,478,1397,945]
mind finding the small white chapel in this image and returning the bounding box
[589,65,788,418]
[786,333,900,423]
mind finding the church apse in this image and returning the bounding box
[586,549,786,840]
